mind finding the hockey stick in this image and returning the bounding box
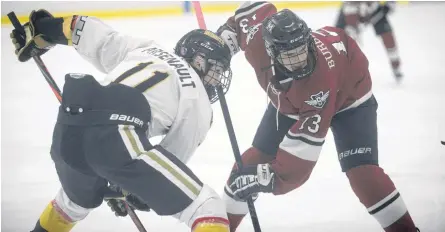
[8,12,62,103]
[8,12,147,232]
[191,2,263,232]
[125,204,147,232]
[103,191,148,232]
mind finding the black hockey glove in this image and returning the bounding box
[105,185,150,217]
[227,163,275,201]
[106,198,128,217]
[10,9,57,62]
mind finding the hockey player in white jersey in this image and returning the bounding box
[10,10,233,232]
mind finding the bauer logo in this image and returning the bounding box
[110,114,144,127]
[338,147,372,160]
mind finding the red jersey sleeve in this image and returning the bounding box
[224,2,277,89]
[228,2,277,51]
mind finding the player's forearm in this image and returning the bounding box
[35,14,145,73]
[33,15,113,73]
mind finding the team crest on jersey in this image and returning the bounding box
[305,90,330,109]
[246,24,260,45]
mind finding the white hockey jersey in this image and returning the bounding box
[71,16,212,163]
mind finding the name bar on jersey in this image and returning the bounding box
[142,47,196,88]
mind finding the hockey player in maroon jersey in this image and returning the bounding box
[335,1,403,80]
[216,2,418,232]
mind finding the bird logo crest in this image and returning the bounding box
[304,90,330,109]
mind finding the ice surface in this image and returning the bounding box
[2,3,445,232]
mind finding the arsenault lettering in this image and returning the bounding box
[142,47,196,88]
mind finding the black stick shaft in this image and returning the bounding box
[125,203,148,232]
[216,86,262,232]
[7,12,24,34]
[7,11,63,103]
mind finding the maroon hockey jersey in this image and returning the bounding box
[224,2,373,184]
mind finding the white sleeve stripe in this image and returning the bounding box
[286,134,325,146]
[234,2,271,21]
[285,114,300,120]
[337,90,373,114]
[367,190,399,213]
[286,132,325,144]
[369,193,408,228]
[280,137,322,162]
[387,48,400,61]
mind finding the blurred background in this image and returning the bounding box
[1,1,349,22]
[2,1,445,232]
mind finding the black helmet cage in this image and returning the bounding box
[262,9,317,80]
[174,29,232,104]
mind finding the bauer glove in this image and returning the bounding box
[216,23,240,56]
[227,163,275,201]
